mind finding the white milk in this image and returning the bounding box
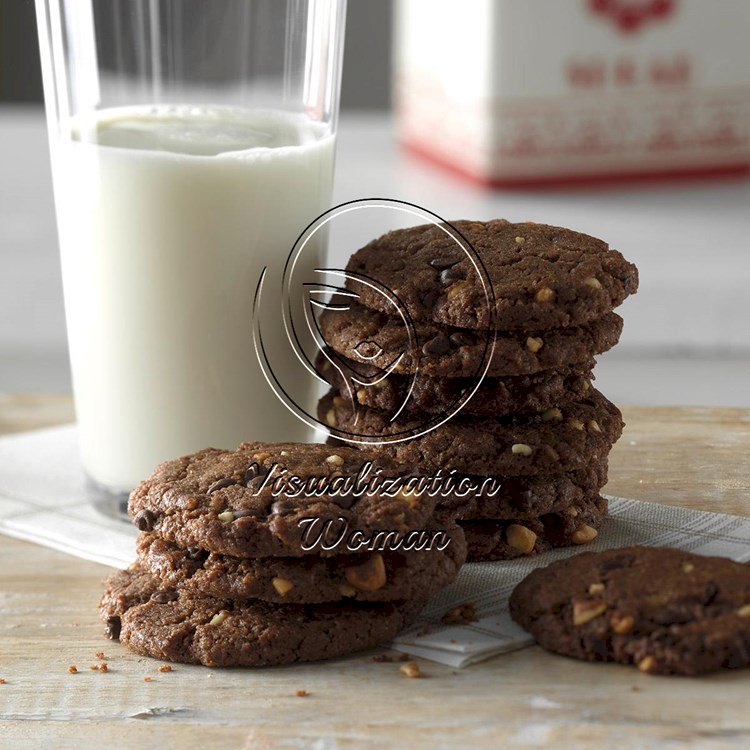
[51,106,335,491]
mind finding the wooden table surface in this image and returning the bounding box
[1,395,749,750]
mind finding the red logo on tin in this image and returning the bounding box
[589,0,676,34]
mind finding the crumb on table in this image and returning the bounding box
[399,662,422,679]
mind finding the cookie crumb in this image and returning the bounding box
[0,678,6,684]
[99,663,109,673]
[67,665,78,674]
[95,651,106,660]
[144,677,154,682]
[372,654,392,663]
[399,662,422,679]
[158,664,173,673]
[295,690,309,697]
[441,602,478,625]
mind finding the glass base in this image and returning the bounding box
[86,474,131,522]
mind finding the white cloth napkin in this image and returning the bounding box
[2,425,749,668]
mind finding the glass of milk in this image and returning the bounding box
[35,0,346,516]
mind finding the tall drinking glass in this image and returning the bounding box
[35,0,346,515]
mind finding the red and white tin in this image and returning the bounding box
[394,0,750,186]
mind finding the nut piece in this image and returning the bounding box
[356,389,367,404]
[567,418,585,431]
[506,524,538,554]
[511,443,533,456]
[542,407,562,421]
[217,510,235,522]
[535,286,556,303]
[526,336,543,353]
[399,662,422,678]
[344,554,387,591]
[584,276,603,290]
[332,395,347,407]
[272,577,295,596]
[572,599,607,626]
[514,236,526,245]
[447,280,471,300]
[587,420,602,433]
[326,454,344,466]
[338,583,357,598]
[737,604,750,618]
[611,614,635,634]
[209,610,230,626]
[572,524,598,544]
[588,582,606,595]
[397,487,421,508]
[682,562,695,573]
[637,656,656,674]
[326,409,337,427]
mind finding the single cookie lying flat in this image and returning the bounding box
[345,220,638,331]
[100,565,425,667]
[318,301,622,378]
[321,388,622,476]
[509,546,750,676]
[137,521,466,604]
[316,347,595,419]
[128,442,439,558]
[460,495,607,562]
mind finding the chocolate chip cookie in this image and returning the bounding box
[320,388,623,476]
[344,220,638,331]
[460,494,607,562]
[128,442,439,559]
[442,462,608,521]
[100,565,426,667]
[137,521,466,604]
[318,301,622,378]
[316,347,595,419]
[509,546,750,675]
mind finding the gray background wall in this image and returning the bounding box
[0,0,392,109]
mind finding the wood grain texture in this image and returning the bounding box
[1,397,749,750]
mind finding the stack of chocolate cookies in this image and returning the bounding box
[316,220,638,561]
[100,442,466,666]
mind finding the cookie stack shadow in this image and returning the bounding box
[316,219,638,562]
[99,443,466,666]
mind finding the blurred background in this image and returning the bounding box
[1,0,748,406]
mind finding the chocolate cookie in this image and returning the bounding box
[442,462,608,521]
[128,442,439,559]
[137,522,466,604]
[100,565,425,667]
[318,301,622,378]
[509,546,750,676]
[460,494,607,562]
[320,388,623,476]
[316,347,595,419]
[344,220,638,331]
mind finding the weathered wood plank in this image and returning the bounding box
[1,397,749,748]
